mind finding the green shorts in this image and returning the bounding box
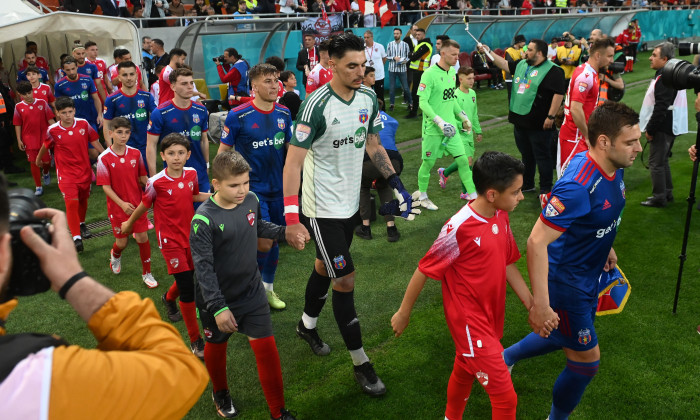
[421,134,466,160]
[459,131,475,158]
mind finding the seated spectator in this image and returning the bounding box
[143,0,170,28]
[473,46,504,89]
[194,0,215,14]
[279,0,308,13]
[168,0,186,16]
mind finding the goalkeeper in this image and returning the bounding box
[415,39,474,211]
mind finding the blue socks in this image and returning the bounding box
[549,359,599,420]
[261,243,279,285]
[503,332,560,366]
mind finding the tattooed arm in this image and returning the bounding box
[365,133,397,179]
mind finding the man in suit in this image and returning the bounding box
[296,34,319,87]
[99,0,120,16]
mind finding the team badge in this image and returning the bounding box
[295,123,311,142]
[137,99,145,108]
[38,105,43,110]
[204,329,213,339]
[170,258,180,269]
[81,82,88,89]
[530,69,538,77]
[178,182,184,189]
[578,82,588,92]
[492,224,499,234]
[549,196,565,213]
[426,151,431,157]
[333,255,346,270]
[247,212,255,226]
[130,159,137,167]
[68,131,73,135]
[472,97,476,103]
[80,129,86,135]
[514,77,520,83]
[418,83,426,91]
[277,118,285,130]
[188,181,194,190]
[620,180,626,199]
[476,371,489,386]
[120,158,125,163]
[578,328,592,345]
[192,113,200,124]
[358,108,369,124]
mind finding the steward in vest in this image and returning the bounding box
[489,39,567,195]
[216,47,250,108]
[406,28,432,119]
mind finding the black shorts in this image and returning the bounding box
[196,283,273,343]
[305,213,360,279]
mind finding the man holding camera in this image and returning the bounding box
[215,48,250,107]
[639,42,687,208]
[590,30,625,106]
[0,185,208,418]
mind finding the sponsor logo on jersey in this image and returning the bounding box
[426,151,431,157]
[193,223,199,234]
[578,328,592,345]
[219,223,225,231]
[333,255,346,270]
[135,108,148,121]
[247,212,255,226]
[277,118,285,130]
[578,82,588,92]
[602,199,611,210]
[80,90,89,101]
[274,132,286,150]
[190,125,202,141]
[295,123,311,142]
[549,196,565,213]
[596,216,621,238]
[204,328,213,339]
[358,108,369,124]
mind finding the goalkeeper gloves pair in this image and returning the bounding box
[379,175,422,221]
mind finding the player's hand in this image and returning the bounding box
[380,175,421,221]
[476,134,483,143]
[215,308,238,333]
[286,223,310,250]
[391,310,410,337]
[97,113,103,128]
[120,221,133,235]
[17,140,25,151]
[543,118,554,130]
[433,116,456,137]
[603,247,617,272]
[690,145,697,161]
[528,304,559,338]
[121,202,136,215]
[35,156,42,167]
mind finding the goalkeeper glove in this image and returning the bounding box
[458,110,472,133]
[379,175,422,221]
[432,115,456,138]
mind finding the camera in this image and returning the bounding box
[212,55,225,63]
[607,61,625,74]
[678,42,700,56]
[661,58,700,90]
[5,189,51,300]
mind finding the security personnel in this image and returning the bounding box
[406,28,432,119]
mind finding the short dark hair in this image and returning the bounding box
[248,63,278,82]
[142,36,152,42]
[55,96,75,111]
[588,101,639,147]
[225,48,241,60]
[110,116,132,131]
[436,35,450,43]
[24,50,36,57]
[16,81,32,95]
[161,133,190,152]
[415,28,426,34]
[117,61,137,71]
[393,27,402,33]
[169,48,187,58]
[457,66,474,77]
[303,34,315,40]
[472,151,525,195]
[441,39,460,50]
[26,41,37,48]
[113,48,130,59]
[264,56,285,72]
[59,53,69,62]
[318,39,331,53]
[279,70,295,83]
[25,65,41,75]
[152,38,165,48]
[590,37,615,55]
[62,57,77,68]
[169,67,194,84]
[530,39,548,57]
[211,150,251,181]
[85,41,97,49]
[364,66,375,76]
[328,34,364,60]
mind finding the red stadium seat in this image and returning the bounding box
[471,51,492,89]
[458,52,472,68]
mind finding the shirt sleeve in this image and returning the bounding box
[417,71,438,120]
[539,181,590,232]
[201,106,209,133]
[47,89,56,104]
[87,123,99,143]
[368,91,383,135]
[12,107,21,126]
[49,292,209,420]
[220,111,239,147]
[147,108,163,136]
[88,78,97,94]
[290,93,326,149]
[504,214,521,265]
[148,93,157,112]
[190,209,228,315]
[568,69,595,105]
[137,153,147,177]
[103,97,114,120]
[418,224,461,281]
[44,128,55,149]
[96,155,110,186]
[141,177,156,208]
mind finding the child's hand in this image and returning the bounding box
[121,202,136,216]
[17,140,25,151]
[215,309,238,333]
[391,310,410,337]
[35,156,42,167]
[120,221,132,235]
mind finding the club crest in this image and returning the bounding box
[333,255,346,270]
[358,108,369,124]
[578,328,592,345]
[476,371,489,386]
[278,118,285,130]
[192,113,200,124]
[130,159,137,168]
[247,212,255,226]
[137,99,146,108]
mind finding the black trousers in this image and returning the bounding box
[409,68,424,115]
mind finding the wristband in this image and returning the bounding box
[59,271,89,300]
[283,195,300,225]
[547,115,555,120]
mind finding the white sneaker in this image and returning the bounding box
[467,192,478,201]
[421,197,439,211]
[110,251,121,274]
[42,172,51,186]
[142,272,158,288]
[34,187,43,196]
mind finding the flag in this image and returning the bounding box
[377,0,393,28]
[358,0,375,15]
[596,265,631,316]
[321,5,328,22]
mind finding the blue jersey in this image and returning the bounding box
[17,68,50,84]
[54,76,98,128]
[77,62,100,83]
[147,100,210,188]
[103,89,157,159]
[379,111,398,152]
[221,102,292,200]
[540,151,626,311]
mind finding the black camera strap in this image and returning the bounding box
[0,333,68,382]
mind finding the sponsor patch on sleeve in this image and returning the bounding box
[418,83,426,91]
[578,82,588,92]
[295,123,311,142]
[549,196,565,213]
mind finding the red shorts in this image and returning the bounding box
[456,351,514,395]
[26,148,50,165]
[160,246,193,275]
[59,182,91,201]
[109,211,149,238]
[557,133,588,176]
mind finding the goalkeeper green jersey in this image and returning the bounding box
[417,63,462,137]
[455,87,482,136]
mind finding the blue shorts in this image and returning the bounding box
[259,197,285,226]
[548,305,598,351]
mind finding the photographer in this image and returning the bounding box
[215,48,250,107]
[590,30,625,105]
[0,183,208,418]
[554,33,582,81]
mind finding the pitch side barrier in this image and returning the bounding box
[154,9,698,100]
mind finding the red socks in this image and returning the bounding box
[30,163,41,188]
[445,357,473,420]
[64,199,81,238]
[78,198,88,223]
[250,336,284,419]
[204,341,229,392]
[137,241,151,274]
[166,281,179,301]
[178,300,200,343]
[111,242,123,259]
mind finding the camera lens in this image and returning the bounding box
[9,188,46,223]
[661,58,700,90]
[678,42,700,56]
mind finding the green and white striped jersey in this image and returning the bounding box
[291,84,382,219]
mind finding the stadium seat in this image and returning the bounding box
[458,52,472,68]
[193,79,210,99]
[494,48,505,57]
